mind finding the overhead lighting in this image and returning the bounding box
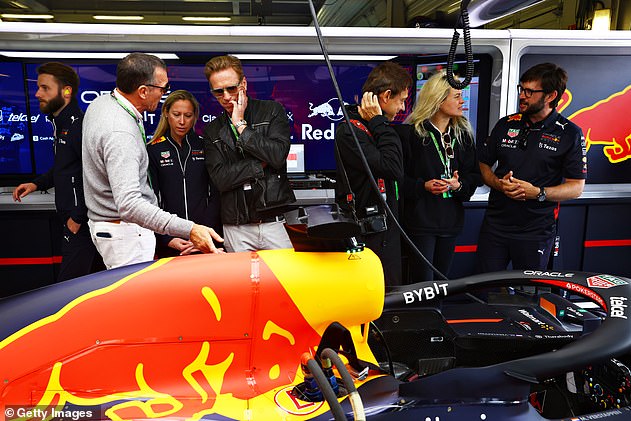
[182,16,231,22]
[1,13,54,19]
[233,54,398,61]
[0,51,179,60]
[93,15,144,21]
[592,9,611,31]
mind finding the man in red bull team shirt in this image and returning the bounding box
[476,63,587,272]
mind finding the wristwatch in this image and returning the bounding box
[536,186,547,202]
[234,119,247,129]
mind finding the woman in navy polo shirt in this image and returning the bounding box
[148,90,222,257]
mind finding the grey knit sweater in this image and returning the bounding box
[82,93,193,239]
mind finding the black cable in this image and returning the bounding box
[306,358,347,421]
[446,0,474,90]
[322,348,366,421]
[369,321,394,376]
[306,0,448,281]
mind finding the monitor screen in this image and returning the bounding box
[23,60,391,178]
[0,61,34,177]
[414,55,491,145]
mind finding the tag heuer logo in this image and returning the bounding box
[587,274,629,289]
[507,128,520,138]
[161,151,170,159]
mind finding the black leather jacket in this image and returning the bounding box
[33,99,88,224]
[202,97,295,225]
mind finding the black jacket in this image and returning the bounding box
[396,121,482,236]
[202,97,295,225]
[334,105,403,220]
[33,99,88,224]
[147,131,222,247]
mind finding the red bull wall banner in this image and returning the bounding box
[521,54,631,184]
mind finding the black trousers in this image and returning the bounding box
[475,225,554,273]
[362,227,402,287]
[408,233,457,283]
[58,221,101,282]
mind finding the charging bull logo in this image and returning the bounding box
[559,86,631,163]
[0,250,385,421]
[308,98,347,122]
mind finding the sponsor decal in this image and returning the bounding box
[587,274,629,289]
[524,270,574,278]
[508,114,523,121]
[507,128,520,138]
[161,151,170,159]
[61,129,69,136]
[518,309,554,331]
[610,297,627,319]
[10,133,24,142]
[274,385,323,415]
[402,282,448,304]
[539,142,558,152]
[533,280,607,310]
[7,112,40,123]
[518,321,532,331]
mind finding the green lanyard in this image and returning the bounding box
[229,121,239,140]
[111,91,152,189]
[429,131,452,176]
[112,91,147,144]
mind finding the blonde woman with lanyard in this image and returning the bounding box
[395,71,481,282]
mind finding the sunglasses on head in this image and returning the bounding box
[210,81,242,97]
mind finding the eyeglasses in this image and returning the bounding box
[146,82,170,94]
[442,133,454,159]
[210,81,242,97]
[517,84,546,98]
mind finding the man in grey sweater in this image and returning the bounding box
[83,53,223,269]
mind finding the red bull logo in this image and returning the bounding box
[561,86,631,163]
[307,98,346,122]
[0,249,385,420]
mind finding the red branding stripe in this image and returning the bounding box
[455,245,477,253]
[446,318,503,324]
[584,239,631,248]
[0,256,63,266]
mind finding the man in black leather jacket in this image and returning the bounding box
[202,55,295,252]
[13,62,100,281]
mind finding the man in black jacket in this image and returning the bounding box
[202,55,295,252]
[13,62,99,281]
[335,62,412,286]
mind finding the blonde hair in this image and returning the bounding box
[404,71,473,144]
[153,90,200,140]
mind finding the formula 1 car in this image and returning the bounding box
[0,248,630,421]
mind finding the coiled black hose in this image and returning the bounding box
[447,0,474,90]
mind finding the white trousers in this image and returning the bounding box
[88,220,156,269]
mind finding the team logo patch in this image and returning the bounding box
[508,114,523,121]
[161,151,170,159]
[61,130,69,136]
[542,134,560,143]
[587,274,629,289]
[507,128,520,138]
